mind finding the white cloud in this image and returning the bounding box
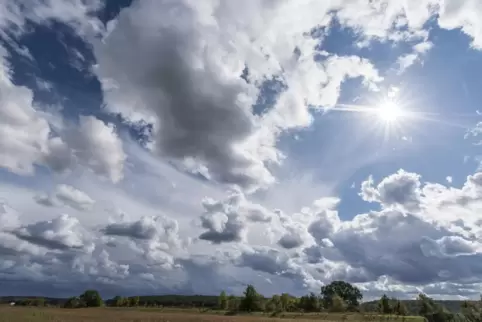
[198,191,274,244]
[65,116,126,183]
[55,184,94,211]
[35,184,95,212]
[0,42,125,183]
[12,214,93,252]
[437,0,482,49]
[0,0,103,37]
[360,170,422,212]
[3,167,482,298]
[92,0,386,191]
[396,40,433,73]
[0,81,125,182]
[0,47,53,175]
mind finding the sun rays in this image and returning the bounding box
[329,85,478,147]
[376,100,404,123]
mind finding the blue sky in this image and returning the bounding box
[2,0,482,300]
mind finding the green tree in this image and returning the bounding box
[460,295,482,322]
[218,291,228,310]
[227,295,240,311]
[80,289,103,307]
[271,295,282,312]
[321,281,362,309]
[265,295,282,313]
[330,294,347,312]
[378,294,392,314]
[280,293,292,311]
[417,293,453,322]
[64,296,84,308]
[418,293,435,316]
[394,300,407,316]
[113,296,124,307]
[240,285,263,312]
[129,296,140,307]
[298,293,320,312]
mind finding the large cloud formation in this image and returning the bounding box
[92,0,384,190]
[3,170,482,298]
[2,0,482,300]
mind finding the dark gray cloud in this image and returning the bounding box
[324,210,482,285]
[278,232,305,249]
[103,218,159,240]
[34,194,57,207]
[199,214,245,244]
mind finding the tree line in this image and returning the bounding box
[215,283,482,322]
[9,280,482,322]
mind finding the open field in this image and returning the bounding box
[0,307,426,322]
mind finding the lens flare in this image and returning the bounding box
[377,100,403,122]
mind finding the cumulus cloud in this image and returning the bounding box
[0,47,54,175]
[11,214,93,252]
[102,216,179,243]
[102,215,184,269]
[397,40,433,73]
[82,0,482,192]
[278,226,307,249]
[4,168,482,298]
[360,170,422,212]
[55,184,95,211]
[275,197,340,250]
[0,2,125,183]
[62,116,126,183]
[0,49,125,182]
[35,184,95,211]
[0,0,103,36]
[92,0,388,190]
[198,191,274,244]
[437,0,482,49]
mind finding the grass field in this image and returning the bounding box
[0,307,426,322]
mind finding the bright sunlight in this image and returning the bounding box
[376,100,404,122]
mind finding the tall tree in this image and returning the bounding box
[129,296,140,307]
[240,285,263,312]
[80,289,103,307]
[330,294,347,313]
[460,295,482,322]
[271,295,282,312]
[64,296,84,308]
[280,293,291,311]
[321,281,362,308]
[218,291,228,310]
[227,295,239,311]
[417,293,453,322]
[378,294,392,314]
[394,300,407,316]
[418,293,435,316]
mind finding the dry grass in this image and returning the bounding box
[0,307,426,322]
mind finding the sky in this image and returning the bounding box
[2,0,482,301]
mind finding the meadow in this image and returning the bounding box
[0,307,426,322]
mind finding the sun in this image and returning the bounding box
[377,100,403,122]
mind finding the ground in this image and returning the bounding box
[0,307,425,322]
